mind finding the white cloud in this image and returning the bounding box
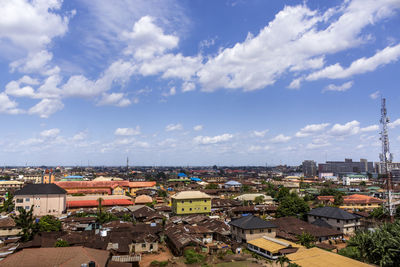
[389,119,400,129]
[5,81,35,98]
[295,123,329,137]
[270,134,291,143]
[182,81,196,92]
[40,128,60,138]
[72,131,88,141]
[97,93,131,107]
[307,44,400,81]
[306,140,331,149]
[0,93,23,114]
[197,0,400,91]
[370,90,380,99]
[193,125,203,131]
[28,98,64,118]
[248,145,270,152]
[194,133,233,144]
[115,127,141,136]
[253,129,269,137]
[329,120,360,136]
[360,125,379,132]
[165,123,183,132]
[323,81,353,92]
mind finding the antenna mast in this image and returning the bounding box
[379,98,394,221]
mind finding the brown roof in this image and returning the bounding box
[0,246,110,267]
[0,217,16,228]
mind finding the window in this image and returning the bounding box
[25,198,30,202]
[25,206,30,210]
[241,229,244,234]
[260,229,264,233]
[189,200,192,203]
[16,199,23,203]
[181,201,184,203]
[337,219,340,223]
[204,200,207,202]
[204,207,207,210]
[250,230,254,234]
[337,227,340,231]
[182,208,184,211]
[268,229,271,233]
[189,208,192,211]
[141,244,146,248]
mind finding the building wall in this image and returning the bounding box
[15,194,66,216]
[231,225,276,243]
[0,228,22,237]
[307,215,361,235]
[131,242,159,253]
[172,198,211,215]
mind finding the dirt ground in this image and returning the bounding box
[139,245,174,267]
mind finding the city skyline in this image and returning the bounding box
[1,0,400,166]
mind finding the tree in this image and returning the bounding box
[0,191,14,213]
[55,239,69,247]
[276,187,290,202]
[297,232,315,248]
[359,181,367,186]
[254,195,265,204]
[241,184,250,192]
[276,195,310,220]
[38,215,62,232]
[333,193,344,207]
[158,189,167,198]
[13,206,37,241]
[276,255,290,267]
[288,263,301,267]
[205,183,218,189]
[370,206,386,220]
[184,249,205,264]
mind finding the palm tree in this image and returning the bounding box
[13,206,37,241]
[276,255,290,267]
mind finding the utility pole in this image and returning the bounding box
[379,97,394,221]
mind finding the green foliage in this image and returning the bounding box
[55,239,69,247]
[158,189,167,197]
[184,249,206,264]
[264,182,277,198]
[150,260,168,267]
[276,187,290,202]
[38,215,62,232]
[276,255,290,267]
[288,263,302,267]
[359,181,367,186]
[13,206,37,241]
[0,191,14,213]
[276,194,310,220]
[297,232,315,248]
[71,193,85,196]
[340,220,400,266]
[254,195,265,204]
[333,193,344,207]
[242,184,250,192]
[319,188,342,196]
[120,213,133,222]
[370,206,386,219]
[96,198,118,224]
[205,183,218,189]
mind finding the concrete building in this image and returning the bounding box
[318,158,374,175]
[342,174,369,186]
[14,184,67,217]
[302,160,317,177]
[229,215,277,243]
[171,191,211,215]
[307,207,362,235]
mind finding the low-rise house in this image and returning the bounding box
[134,195,153,205]
[224,180,242,189]
[0,217,21,238]
[165,224,206,256]
[317,194,383,211]
[230,205,277,217]
[247,236,301,260]
[308,206,362,235]
[61,216,99,231]
[343,174,369,186]
[14,184,67,216]
[132,206,164,224]
[229,215,277,243]
[131,233,159,253]
[171,191,211,215]
[235,194,274,204]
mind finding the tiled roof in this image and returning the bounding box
[229,215,277,230]
[15,184,66,195]
[273,217,341,238]
[134,195,153,204]
[318,194,384,204]
[67,199,134,208]
[308,207,358,220]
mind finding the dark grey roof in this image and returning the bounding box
[229,215,277,230]
[14,184,66,196]
[311,218,333,229]
[308,207,357,220]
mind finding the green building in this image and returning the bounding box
[171,191,212,215]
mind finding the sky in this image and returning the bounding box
[1,0,400,166]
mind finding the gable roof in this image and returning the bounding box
[171,191,211,200]
[229,215,277,230]
[308,207,357,220]
[15,184,66,196]
[273,217,341,238]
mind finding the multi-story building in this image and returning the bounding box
[318,158,374,175]
[307,206,362,235]
[229,215,277,243]
[14,184,67,217]
[0,180,24,194]
[302,160,317,177]
[171,191,211,215]
[342,174,369,186]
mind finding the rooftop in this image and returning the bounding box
[15,184,66,196]
[248,236,301,254]
[229,214,277,230]
[308,207,358,220]
[171,191,211,200]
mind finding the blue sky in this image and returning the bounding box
[1,0,400,166]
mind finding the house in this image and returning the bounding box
[273,217,342,242]
[317,194,383,211]
[342,174,369,186]
[229,215,277,243]
[235,194,274,204]
[171,191,211,215]
[132,206,165,224]
[0,217,21,238]
[224,180,242,189]
[14,184,67,217]
[308,206,362,235]
[247,236,301,260]
[0,246,110,267]
[131,233,159,253]
[134,194,153,205]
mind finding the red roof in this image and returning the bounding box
[67,189,111,194]
[129,181,156,188]
[55,180,156,190]
[67,199,134,208]
[318,194,384,204]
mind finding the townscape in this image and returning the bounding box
[0,158,398,266]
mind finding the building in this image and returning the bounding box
[318,158,374,175]
[302,160,317,177]
[342,174,369,186]
[134,194,153,205]
[0,180,24,194]
[247,236,301,260]
[224,180,242,189]
[229,215,277,243]
[234,194,274,204]
[14,184,67,217]
[317,194,383,211]
[0,217,21,238]
[307,206,362,235]
[171,191,211,215]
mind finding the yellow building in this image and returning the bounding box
[42,173,56,184]
[171,191,211,215]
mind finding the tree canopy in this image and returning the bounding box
[38,215,62,232]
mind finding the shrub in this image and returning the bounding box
[184,249,205,264]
